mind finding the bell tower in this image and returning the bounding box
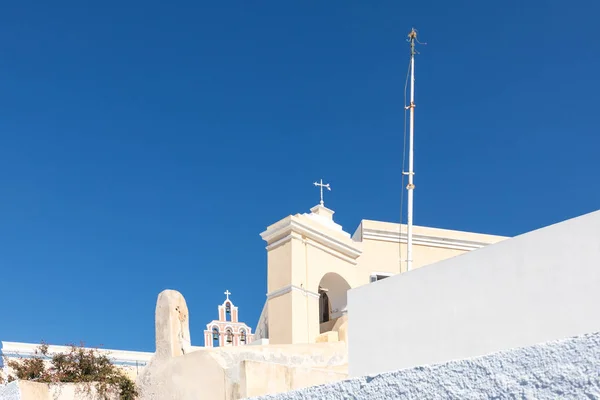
[203,290,253,347]
[260,201,362,345]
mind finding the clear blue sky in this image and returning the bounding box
[1,0,598,352]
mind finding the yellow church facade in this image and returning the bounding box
[256,203,507,345]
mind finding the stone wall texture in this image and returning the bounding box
[0,382,20,400]
[248,332,600,400]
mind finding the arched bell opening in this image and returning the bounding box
[212,327,220,347]
[225,302,232,322]
[317,272,351,333]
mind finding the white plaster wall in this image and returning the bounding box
[248,332,600,399]
[0,382,21,400]
[137,341,348,400]
[0,382,119,400]
[348,209,600,377]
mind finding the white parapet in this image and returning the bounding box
[348,209,600,378]
[247,331,600,399]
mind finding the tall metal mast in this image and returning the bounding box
[405,28,418,272]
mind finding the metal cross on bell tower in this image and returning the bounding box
[313,179,331,207]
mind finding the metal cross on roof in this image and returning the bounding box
[313,179,331,206]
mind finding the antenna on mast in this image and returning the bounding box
[403,27,420,272]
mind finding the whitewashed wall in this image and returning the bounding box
[348,209,600,377]
[0,381,120,400]
[249,332,600,399]
[0,382,20,400]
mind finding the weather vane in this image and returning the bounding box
[313,179,331,206]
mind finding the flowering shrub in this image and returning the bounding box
[2,342,137,400]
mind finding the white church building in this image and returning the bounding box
[3,200,599,399]
[1,198,507,385]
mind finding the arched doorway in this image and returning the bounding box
[319,287,330,323]
[317,273,351,331]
